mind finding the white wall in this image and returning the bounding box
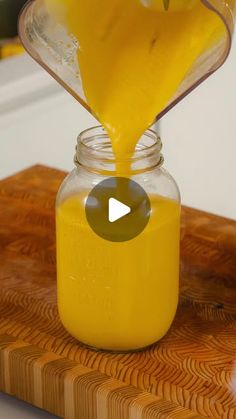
[161,41,236,220]
[0,39,236,219]
[0,54,96,178]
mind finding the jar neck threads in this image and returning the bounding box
[74,126,163,175]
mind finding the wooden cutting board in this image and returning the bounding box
[0,165,235,419]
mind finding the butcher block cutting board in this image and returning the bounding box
[0,165,236,419]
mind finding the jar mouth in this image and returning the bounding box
[78,125,161,157]
[75,125,163,174]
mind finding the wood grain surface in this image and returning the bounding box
[0,165,235,419]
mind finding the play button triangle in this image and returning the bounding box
[108,198,131,223]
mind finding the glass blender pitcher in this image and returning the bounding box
[18,0,235,122]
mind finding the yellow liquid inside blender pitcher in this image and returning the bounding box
[46,0,224,155]
[57,194,180,351]
[51,0,225,349]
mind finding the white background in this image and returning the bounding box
[0,34,235,419]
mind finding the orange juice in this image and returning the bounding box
[56,193,180,351]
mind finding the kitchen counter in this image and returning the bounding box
[0,393,57,419]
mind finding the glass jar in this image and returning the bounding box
[56,126,181,352]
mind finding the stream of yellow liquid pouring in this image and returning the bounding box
[45,0,224,156]
[46,0,226,350]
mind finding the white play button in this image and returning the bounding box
[108,198,131,223]
[86,177,150,241]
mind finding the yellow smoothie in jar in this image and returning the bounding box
[56,193,180,351]
[49,0,225,350]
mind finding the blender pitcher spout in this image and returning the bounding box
[18,0,235,122]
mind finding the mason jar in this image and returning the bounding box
[56,126,181,352]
